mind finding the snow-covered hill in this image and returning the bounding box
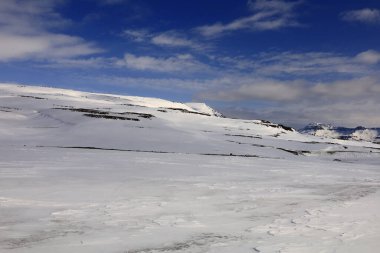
[300,122,380,142]
[1,83,380,253]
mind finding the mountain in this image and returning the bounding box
[1,83,380,253]
[300,122,380,142]
[185,102,224,117]
[0,83,305,158]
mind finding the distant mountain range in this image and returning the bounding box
[300,123,380,142]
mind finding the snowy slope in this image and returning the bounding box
[1,83,380,253]
[185,102,224,117]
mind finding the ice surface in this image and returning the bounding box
[1,83,380,253]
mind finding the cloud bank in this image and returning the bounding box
[0,0,101,62]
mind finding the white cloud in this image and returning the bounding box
[184,49,380,106]
[0,33,100,61]
[311,76,380,99]
[151,32,199,49]
[196,0,302,37]
[198,73,380,103]
[39,57,118,69]
[248,0,299,13]
[218,99,380,128]
[196,71,380,127]
[123,29,204,50]
[96,76,211,91]
[76,47,380,128]
[237,80,303,101]
[199,79,305,102]
[256,52,365,75]
[0,33,49,60]
[216,50,379,77]
[116,53,208,72]
[355,50,380,64]
[123,29,150,42]
[0,0,101,62]
[341,8,380,24]
[192,48,380,127]
[0,0,67,32]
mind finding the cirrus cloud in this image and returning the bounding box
[196,0,303,37]
[341,8,380,24]
[123,29,205,50]
[116,53,209,72]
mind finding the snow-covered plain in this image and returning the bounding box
[1,83,380,253]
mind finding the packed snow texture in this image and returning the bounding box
[1,83,380,253]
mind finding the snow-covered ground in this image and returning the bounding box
[1,83,380,253]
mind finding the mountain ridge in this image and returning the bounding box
[300,122,380,142]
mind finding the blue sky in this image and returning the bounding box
[1,0,380,127]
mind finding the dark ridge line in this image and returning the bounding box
[53,107,109,114]
[364,146,380,151]
[324,150,380,154]
[278,149,380,156]
[118,112,154,119]
[277,148,312,156]
[83,114,140,121]
[242,120,294,132]
[120,103,147,108]
[202,153,259,158]
[277,124,294,131]
[36,145,272,158]
[163,107,211,116]
[253,247,261,253]
[53,107,154,120]
[36,145,174,153]
[19,95,46,100]
[53,104,73,108]
[226,140,267,148]
[225,134,380,156]
[0,106,20,111]
[277,148,300,155]
[301,141,337,145]
[226,139,311,155]
[225,134,262,139]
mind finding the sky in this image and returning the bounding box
[1,0,380,128]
